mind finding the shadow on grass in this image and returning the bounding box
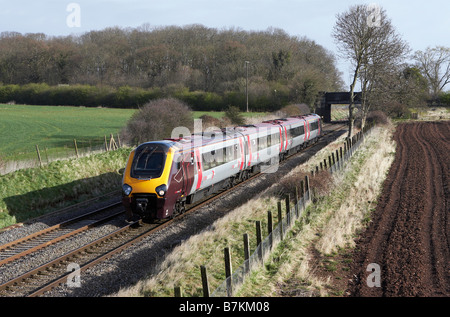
[3,172,121,225]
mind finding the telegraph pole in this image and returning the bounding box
[245,61,250,112]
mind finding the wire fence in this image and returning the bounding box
[211,189,312,297]
[174,123,375,298]
[0,134,122,175]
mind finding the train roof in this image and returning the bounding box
[148,113,321,150]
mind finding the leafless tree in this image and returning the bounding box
[414,46,450,100]
[332,4,409,136]
[120,98,193,145]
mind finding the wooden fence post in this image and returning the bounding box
[117,133,122,148]
[200,265,210,297]
[277,201,283,241]
[109,134,118,151]
[243,234,250,274]
[285,194,291,227]
[267,211,273,249]
[304,175,310,194]
[224,247,232,297]
[35,145,42,168]
[256,221,263,262]
[335,149,340,170]
[73,139,79,158]
[174,286,182,297]
[331,152,336,172]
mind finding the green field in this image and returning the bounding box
[0,104,269,162]
[0,104,136,160]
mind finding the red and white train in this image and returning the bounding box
[122,113,322,221]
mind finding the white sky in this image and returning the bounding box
[1,0,449,85]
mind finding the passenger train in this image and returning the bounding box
[121,113,322,221]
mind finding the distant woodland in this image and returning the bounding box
[0,25,344,111]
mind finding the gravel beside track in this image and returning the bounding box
[43,127,347,297]
[0,125,346,297]
[348,121,450,297]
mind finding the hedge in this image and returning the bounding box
[0,83,289,111]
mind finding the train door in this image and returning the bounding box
[194,148,203,191]
[173,151,194,197]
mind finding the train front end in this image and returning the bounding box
[121,141,176,221]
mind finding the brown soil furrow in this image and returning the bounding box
[417,122,449,295]
[348,121,450,297]
[349,123,409,296]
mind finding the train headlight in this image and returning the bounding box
[156,184,167,197]
[122,184,132,196]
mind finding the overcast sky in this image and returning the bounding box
[1,0,449,85]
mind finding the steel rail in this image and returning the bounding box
[27,123,348,297]
[0,202,122,266]
[0,123,346,297]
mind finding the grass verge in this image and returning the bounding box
[0,148,130,228]
[114,123,396,297]
[238,123,396,296]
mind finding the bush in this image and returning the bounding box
[367,110,389,125]
[0,84,20,103]
[278,103,311,117]
[120,98,193,145]
[199,115,225,129]
[225,105,245,125]
[440,92,450,106]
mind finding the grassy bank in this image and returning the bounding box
[0,148,130,229]
[113,123,396,297]
[237,123,396,296]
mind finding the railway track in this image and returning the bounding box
[0,122,346,297]
[0,202,123,266]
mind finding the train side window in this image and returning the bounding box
[271,133,280,145]
[258,136,267,150]
[291,125,305,138]
[225,145,236,162]
[251,139,257,153]
[285,127,291,139]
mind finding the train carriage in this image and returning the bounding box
[122,114,322,221]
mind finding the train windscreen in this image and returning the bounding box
[131,144,167,179]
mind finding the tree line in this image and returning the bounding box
[0,25,344,111]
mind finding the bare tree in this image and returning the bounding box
[332,4,408,136]
[414,46,450,100]
[120,98,193,145]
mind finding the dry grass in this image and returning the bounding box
[113,129,350,297]
[113,123,396,297]
[315,125,396,255]
[418,107,450,121]
[238,123,396,296]
[114,195,281,297]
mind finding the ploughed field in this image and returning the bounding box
[349,121,449,297]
